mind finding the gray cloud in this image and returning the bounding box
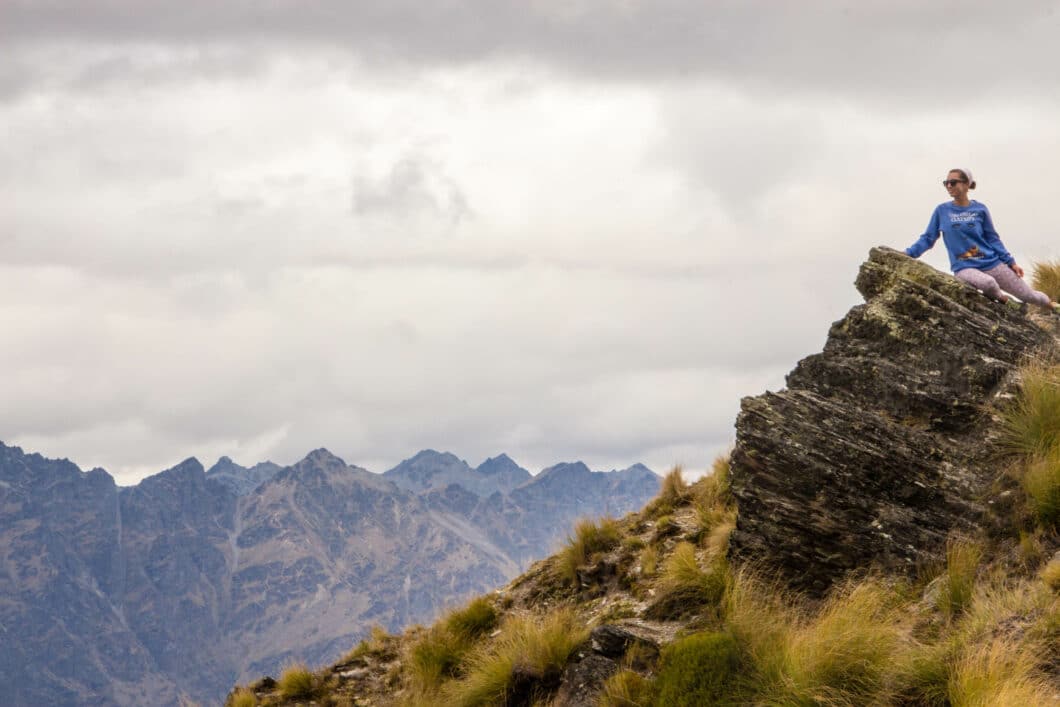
[5,1,1060,483]
[352,154,471,232]
[4,1,1060,101]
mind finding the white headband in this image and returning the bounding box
[957,167,974,184]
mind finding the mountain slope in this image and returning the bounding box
[0,444,657,706]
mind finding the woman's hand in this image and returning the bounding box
[1010,262,1025,278]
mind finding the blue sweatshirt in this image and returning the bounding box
[905,200,1015,272]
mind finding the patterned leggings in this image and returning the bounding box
[955,264,1052,306]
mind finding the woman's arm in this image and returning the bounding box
[905,207,942,258]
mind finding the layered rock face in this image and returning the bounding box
[730,247,1057,593]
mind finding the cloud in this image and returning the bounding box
[4,1,1060,102]
[352,154,472,234]
[5,2,1060,483]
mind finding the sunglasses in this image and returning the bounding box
[942,179,967,187]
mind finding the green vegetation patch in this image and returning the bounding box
[653,632,742,707]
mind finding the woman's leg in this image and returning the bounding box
[955,268,1006,301]
[983,264,1053,307]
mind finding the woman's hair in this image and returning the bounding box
[950,168,976,189]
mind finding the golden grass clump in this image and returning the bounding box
[227,687,256,707]
[778,581,906,704]
[597,669,654,707]
[723,571,910,705]
[646,466,690,517]
[407,626,467,691]
[638,545,659,577]
[443,608,587,706]
[444,596,498,642]
[557,517,622,585]
[645,542,728,620]
[1002,362,1060,458]
[1031,258,1060,302]
[1022,447,1060,527]
[937,537,983,619]
[1042,557,1060,592]
[405,597,500,692]
[277,662,316,700]
[342,624,391,662]
[947,636,1057,706]
[691,455,735,541]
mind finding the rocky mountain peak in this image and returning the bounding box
[206,456,283,496]
[137,457,206,488]
[532,461,592,484]
[473,453,532,493]
[385,449,492,496]
[729,247,1058,593]
[299,447,348,468]
[475,453,522,475]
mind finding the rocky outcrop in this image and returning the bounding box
[729,247,1058,593]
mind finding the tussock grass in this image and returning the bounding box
[343,624,391,662]
[406,597,499,691]
[444,597,498,641]
[277,662,316,700]
[948,636,1057,706]
[638,545,659,577]
[1018,530,1045,568]
[937,538,983,619]
[443,608,587,707]
[779,581,906,704]
[226,687,256,707]
[558,517,622,585]
[1042,557,1060,592]
[724,572,909,705]
[663,542,727,603]
[691,455,735,543]
[1002,362,1060,458]
[645,466,689,517]
[407,626,467,690]
[646,542,728,619]
[597,669,654,707]
[1022,448,1060,527]
[1032,258,1060,302]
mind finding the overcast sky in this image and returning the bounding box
[4,1,1060,485]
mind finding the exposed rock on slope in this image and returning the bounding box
[729,247,1058,592]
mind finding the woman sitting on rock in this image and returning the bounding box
[904,167,1060,314]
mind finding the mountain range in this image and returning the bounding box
[0,443,659,706]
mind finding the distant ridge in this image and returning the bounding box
[0,441,658,706]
